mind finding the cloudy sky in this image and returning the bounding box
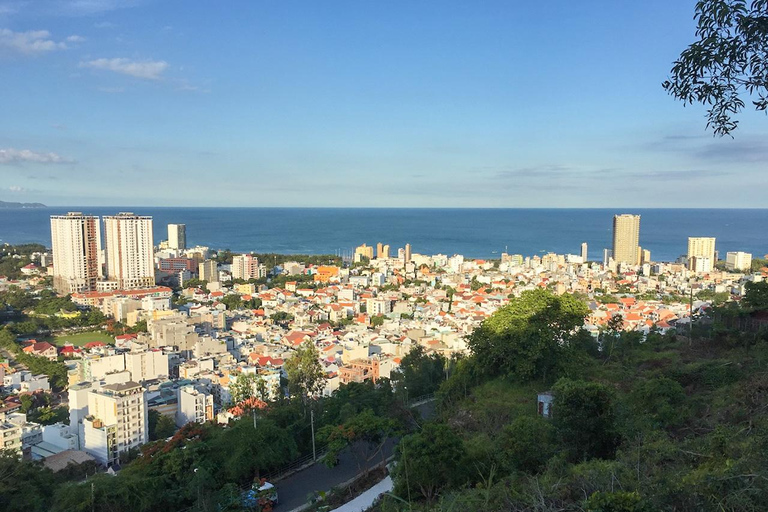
[0,0,766,207]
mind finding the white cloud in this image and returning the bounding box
[7,185,25,192]
[0,148,74,164]
[79,57,168,80]
[66,34,86,43]
[0,28,68,54]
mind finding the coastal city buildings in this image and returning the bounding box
[354,244,374,262]
[8,211,764,472]
[726,251,752,272]
[82,382,148,466]
[50,212,101,294]
[103,213,155,290]
[200,259,218,282]
[612,214,640,266]
[232,254,260,280]
[687,237,716,273]
[167,224,187,251]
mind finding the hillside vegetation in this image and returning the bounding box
[375,285,768,512]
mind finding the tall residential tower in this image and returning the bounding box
[612,214,640,265]
[50,212,101,294]
[167,224,186,251]
[687,237,716,273]
[103,213,155,290]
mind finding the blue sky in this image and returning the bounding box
[0,0,766,207]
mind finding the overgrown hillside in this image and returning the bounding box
[376,285,768,512]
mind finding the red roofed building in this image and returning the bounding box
[22,341,57,360]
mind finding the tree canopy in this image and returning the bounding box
[663,0,768,136]
[467,289,589,381]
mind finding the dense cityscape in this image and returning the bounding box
[1,209,767,510]
[3,0,768,511]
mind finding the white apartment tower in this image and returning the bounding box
[612,214,640,266]
[232,254,259,280]
[687,237,716,272]
[580,242,588,262]
[50,212,102,294]
[103,213,155,290]
[176,385,214,427]
[82,381,148,466]
[167,223,186,251]
[726,251,752,272]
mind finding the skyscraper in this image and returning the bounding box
[381,244,391,259]
[687,237,716,272]
[376,242,384,259]
[612,214,640,265]
[50,212,101,294]
[167,224,186,251]
[580,242,588,262]
[103,213,155,290]
[404,243,412,263]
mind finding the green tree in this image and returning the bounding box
[391,344,446,399]
[0,450,57,512]
[584,491,650,512]
[370,314,386,328]
[497,415,556,473]
[270,311,294,327]
[467,289,589,381]
[393,422,466,503]
[229,372,256,405]
[319,408,397,477]
[284,340,325,401]
[742,281,768,311]
[663,0,768,136]
[553,378,619,462]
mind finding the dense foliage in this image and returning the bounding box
[373,289,768,511]
[663,0,768,136]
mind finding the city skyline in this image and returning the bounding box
[1,1,767,208]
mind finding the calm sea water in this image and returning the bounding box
[0,208,766,262]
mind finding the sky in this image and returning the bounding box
[0,0,766,208]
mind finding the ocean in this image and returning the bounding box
[1,208,766,263]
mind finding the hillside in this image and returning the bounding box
[0,200,46,208]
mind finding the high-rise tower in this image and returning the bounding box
[50,212,101,294]
[167,224,186,251]
[103,212,155,290]
[612,214,640,265]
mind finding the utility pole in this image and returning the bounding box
[310,408,317,461]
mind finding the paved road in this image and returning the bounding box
[277,438,395,511]
[277,400,436,511]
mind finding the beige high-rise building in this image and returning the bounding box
[232,254,259,280]
[167,224,186,251]
[376,242,384,259]
[404,243,412,263]
[381,244,391,259]
[199,259,218,282]
[687,237,716,272]
[50,212,102,294]
[103,213,155,290]
[354,244,374,263]
[82,381,148,466]
[612,214,640,265]
[580,242,588,262]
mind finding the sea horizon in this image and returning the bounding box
[2,207,766,262]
